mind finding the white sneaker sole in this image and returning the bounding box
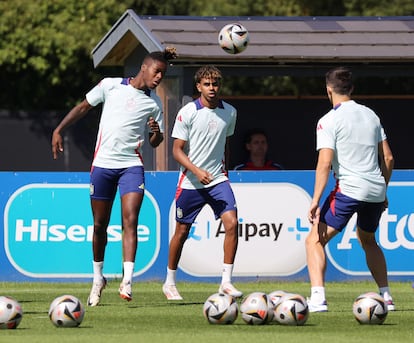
[162,284,183,300]
[307,298,328,312]
[119,283,132,302]
[218,284,243,298]
[87,278,107,306]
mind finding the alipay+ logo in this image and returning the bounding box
[169,183,311,277]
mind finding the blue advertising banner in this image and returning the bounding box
[1,171,413,282]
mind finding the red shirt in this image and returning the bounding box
[234,160,284,170]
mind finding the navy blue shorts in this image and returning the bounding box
[90,166,145,201]
[175,181,237,223]
[320,191,384,232]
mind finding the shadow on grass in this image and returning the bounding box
[124,301,205,309]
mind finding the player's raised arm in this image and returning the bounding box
[51,99,93,159]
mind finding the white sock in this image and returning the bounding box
[379,286,392,301]
[221,263,233,284]
[311,286,326,304]
[122,261,134,283]
[92,261,104,283]
[165,267,177,285]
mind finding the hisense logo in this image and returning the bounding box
[5,183,160,278]
[14,219,150,242]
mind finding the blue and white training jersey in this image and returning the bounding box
[316,100,387,202]
[172,98,237,190]
[86,77,164,169]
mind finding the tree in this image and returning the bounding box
[345,0,414,16]
[0,0,134,110]
[1,0,413,110]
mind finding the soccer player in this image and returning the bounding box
[233,128,284,170]
[306,66,395,312]
[162,65,242,300]
[51,47,177,306]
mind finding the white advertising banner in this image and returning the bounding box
[169,183,312,277]
[2,171,414,282]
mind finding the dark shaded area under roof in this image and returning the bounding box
[86,11,414,171]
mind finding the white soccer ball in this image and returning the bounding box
[0,296,23,329]
[352,292,388,325]
[240,292,274,325]
[273,293,309,326]
[203,293,238,324]
[49,295,85,327]
[268,290,289,308]
[218,23,250,54]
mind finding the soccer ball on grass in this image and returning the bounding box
[49,295,85,327]
[268,290,289,308]
[240,292,274,325]
[273,293,309,326]
[203,293,238,324]
[0,296,23,329]
[352,292,388,325]
[218,23,249,54]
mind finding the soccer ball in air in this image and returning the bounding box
[240,292,274,325]
[273,293,309,326]
[352,292,388,325]
[218,23,249,54]
[203,293,238,324]
[0,296,23,329]
[49,295,85,327]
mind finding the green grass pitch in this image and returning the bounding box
[0,280,413,343]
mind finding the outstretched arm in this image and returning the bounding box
[224,137,231,171]
[378,139,394,185]
[308,148,333,224]
[378,139,394,208]
[51,99,93,159]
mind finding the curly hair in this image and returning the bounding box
[194,65,222,84]
[145,47,178,64]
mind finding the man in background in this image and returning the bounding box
[234,128,283,170]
